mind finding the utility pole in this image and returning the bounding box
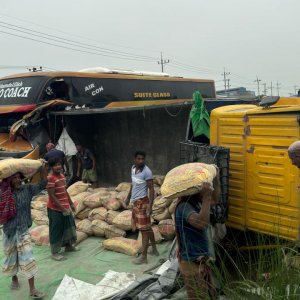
[276,81,281,96]
[226,79,231,92]
[158,52,169,73]
[269,81,273,96]
[221,68,230,96]
[262,83,267,96]
[294,85,298,95]
[254,76,261,99]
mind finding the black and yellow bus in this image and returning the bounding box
[0,69,216,160]
[0,69,215,109]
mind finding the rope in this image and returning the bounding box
[164,102,185,117]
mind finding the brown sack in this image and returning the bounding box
[91,219,110,237]
[76,219,93,236]
[161,163,217,199]
[153,196,173,212]
[104,198,121,211]
[152,209,171,222]
[112,210,132,231]
[76,207,92,220]
[72,192,92,215]
[88,207,108,221]
[153,175,165,186]
[115,182,131,193]
[106,210,121,225]
[158,219,176,240]
[103,237,141,256]
[168,198,179,215]
[105,225,126,239]
[30,225,49,246]
[83,192,103,208]
[0,158,42,180]
[67,181,90,197]
[116,191,128,203]
[31,199,48,212]
[75,231,88,245]
[31,209,49,225]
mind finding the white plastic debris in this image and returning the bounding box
[52,271,135,300]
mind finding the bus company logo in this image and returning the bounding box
[133,92,171,99]
[0,81,32,98]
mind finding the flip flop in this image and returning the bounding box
[51,254,67,261]
[10,281,20,290]
[30,289,45,299]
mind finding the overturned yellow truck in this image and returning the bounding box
[210,97,300,241]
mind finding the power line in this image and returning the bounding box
[0,21,156,62]
[0,30,156,63]
[158,52,169,73]
[0,14,159,57]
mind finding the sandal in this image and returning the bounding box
[10,281,20,290]
[30,289,45,299]
[51,254,67,261]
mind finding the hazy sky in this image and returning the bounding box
[0,0,299,95]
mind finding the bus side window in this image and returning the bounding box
[40,79,71,102]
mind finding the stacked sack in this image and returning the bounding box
[30,176,178,256]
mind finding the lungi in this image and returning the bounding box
[179,257,216,300]
[131,196,151,231]
[47,208,77,254]
[2,230,37,279]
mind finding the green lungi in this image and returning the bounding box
[47,208,77,254]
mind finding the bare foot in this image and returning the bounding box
[65,245,79,252]
[10,279,20,290]
[132,256,148,265]
[51,253,67,261]
[30,288,45,299]
[148,249,160,256]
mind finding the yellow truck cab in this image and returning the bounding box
[210,97,300,241]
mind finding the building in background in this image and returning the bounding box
[217,87,256,99]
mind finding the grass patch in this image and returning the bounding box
[212,229,300,299]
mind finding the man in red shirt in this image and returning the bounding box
[47,157,77,261]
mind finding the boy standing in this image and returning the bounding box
[47,157,77,261]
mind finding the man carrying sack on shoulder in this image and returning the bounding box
[161,163,220,300]
[0,161,47,299]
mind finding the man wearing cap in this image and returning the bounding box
[44,142,70,178]
[1,165,48,299]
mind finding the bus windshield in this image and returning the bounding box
[0,76,48,105]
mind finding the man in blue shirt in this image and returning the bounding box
[44,143,70,178]
[75,144,97,186]
[124,151,158,265]
[175,177,220,300]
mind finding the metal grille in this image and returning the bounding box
[180,141,230,223]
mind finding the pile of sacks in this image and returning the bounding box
[30,175,176,256]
